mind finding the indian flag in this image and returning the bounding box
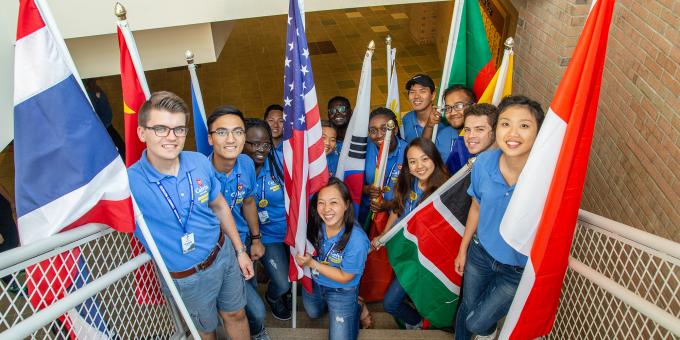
[498,0,616,338]
[380,162,474,327]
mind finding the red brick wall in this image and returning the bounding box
[510,0,680,241]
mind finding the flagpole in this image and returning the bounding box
[185,50,207,124]
[432,0,464,141]
[115,2,151,99]
[131,196,201,339]
[386,35,392,86]
[492,38,513,104]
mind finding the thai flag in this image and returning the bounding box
[498,0,616,338]
[281,0,328,292]
[14,0,135,337]
[335,42,374,211]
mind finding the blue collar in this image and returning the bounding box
[139,150,196,183]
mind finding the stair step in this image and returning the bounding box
[265,311,399,329]
[267,327,452,339]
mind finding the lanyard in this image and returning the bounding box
[320,242,337,263]
[156,172,195,233]
[229,173,241,210]
[413,124,420,138]
[406,179,420,214]
[258,175,267,203]
[384,161,399,188]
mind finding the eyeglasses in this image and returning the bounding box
[246,141,272,151]
[368,126,390,135]
[143,125,188,137]
[209,128,245,138]
[442,102,471,113]
[328,106,349,115]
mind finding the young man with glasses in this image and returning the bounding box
[207,106,271,340]
[327,96,353,143]
[129,91,253,340]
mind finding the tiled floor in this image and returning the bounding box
[95,3,446,149]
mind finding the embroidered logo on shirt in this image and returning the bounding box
[194,178,210,203]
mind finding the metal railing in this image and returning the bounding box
[548,210,680,339]
[0,224,185,339]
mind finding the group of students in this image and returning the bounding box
[129,72,545,340]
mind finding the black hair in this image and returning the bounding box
[464,103,498,129]
[264,104,284,120]
[496,95,545,130]
[244,118,284,182]
[327,96,351,110]
[207,105,245,130]
[392,138,449,216]
[443,85,476,103]
[321,120,335,129]
[307,177,356,252]
[369,107,399,130]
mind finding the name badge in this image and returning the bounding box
[258,210,270,224]
[181,233,195,254]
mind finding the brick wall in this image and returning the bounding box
[510,0,680,241]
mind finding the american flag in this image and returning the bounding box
[282,0,328,292]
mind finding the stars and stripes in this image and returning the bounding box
[281,0,328,292]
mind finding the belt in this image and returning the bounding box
[170,232,225,279]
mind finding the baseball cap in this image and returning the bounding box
[405,74,435,92]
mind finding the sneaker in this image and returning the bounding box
[252,328,272,340]
[405,320,423,330]
[266,294,292,321]
[475,329,498,340]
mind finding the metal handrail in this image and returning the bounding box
[578,209,680,260]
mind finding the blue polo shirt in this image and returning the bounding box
[326,149,339,178]
[401,110,458,161]
[314,223,370,289]
[130,151,225,272]
[256,158,287,244]
[213,154,256,244]
[358,138,407,223]
[398,179,424,221]
[445,135,472,174]
[467,148,527,267]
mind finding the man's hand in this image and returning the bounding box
[454,250,466,275]
[427,107,442,127]
[250,240,265,261]
[237,252,254,280]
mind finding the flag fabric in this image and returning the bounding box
[14,0,134,336]
[335,42,374,209]
[385,48,404,137]
[380,164,473,327]
[478,38,514,105]
[117,16,150,167]
[187,59,211,156]
[498,1,616,338]
[282,0,329,292]
[115,10,162,305]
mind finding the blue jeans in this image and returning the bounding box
[302,282,360,340]
[383,277,422,326]
[245,239,266,336]
[455,238,524,340]
[261,242,291,301]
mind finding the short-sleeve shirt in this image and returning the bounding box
[130,151,225,272]
[446,135,472,175]
[255,157,287,244]
[213,153,256,244]
[314,223,370,289]
[401,110,458,162]
[467,148,527,267]
[396,179,425,223]
[326,149,339,178]
[358,138,407,223]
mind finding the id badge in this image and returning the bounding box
[181,233,195,254]
[258,210,270,224]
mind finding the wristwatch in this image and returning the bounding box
[236,245,247,256]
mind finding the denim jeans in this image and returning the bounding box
[261,242,291,301]
[455,237,524,340]
[302,282,360,340]
[383,277,422,326]
[245,240,266,336]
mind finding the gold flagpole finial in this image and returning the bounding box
[185,50,195,64]
[385,34,392,45]
[368,40,375,52]
[114,2,127,20]
[386,119,395,130]
[504,37,514,50]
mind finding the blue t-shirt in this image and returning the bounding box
[467,148,527,267]
[314,223,370,288]
[445,135,472,175]
[358,138,407,223]
[213,154,256,244]
[395,179,425,225]
[401,110,458,162]
[130,151,226,272]
[256,157,287,244]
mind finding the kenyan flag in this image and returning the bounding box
[382,164,473,328]
[439,0,496,101]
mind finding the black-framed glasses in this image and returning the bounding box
[443,102,472,113]
[246,141,272,151]
[328,106,349,115]
[209,128,245,138]
[143,125,188,137]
